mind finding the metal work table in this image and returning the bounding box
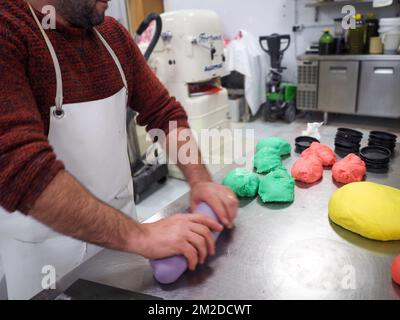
[298,54,400,61]
[37,123,400,300]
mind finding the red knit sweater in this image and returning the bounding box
[0,0,189,213]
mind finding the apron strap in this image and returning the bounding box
[27,1,64,115]
[93,28,128,91]
[26,1,129,116]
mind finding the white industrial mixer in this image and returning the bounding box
[136,10,232,179]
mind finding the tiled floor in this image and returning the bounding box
[136,114,400,221]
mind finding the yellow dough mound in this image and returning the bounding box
[328,182,400,241]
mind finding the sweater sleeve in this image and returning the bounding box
[116,22,190,135]
[0,18,64,214]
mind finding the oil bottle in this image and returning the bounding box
[348,13,365,54]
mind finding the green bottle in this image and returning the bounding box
[319,28,334,55]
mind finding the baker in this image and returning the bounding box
[0,0,239,299]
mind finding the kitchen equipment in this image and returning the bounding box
[334,17,345,38]
[334,18,346,54]
[259,34,297,123]
[139,10,230,179]
[379,17,400,51]
[379,17,400,34]
[369,36,384,54]
[297,60,319,111]
[318,61,360,114]
[358,60,400,118]
[228,97,243,122]
[382,31,400,54]
[127,13,169,203]
[150,202,222,284]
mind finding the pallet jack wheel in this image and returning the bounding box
[262,102,278,122]
[284,103,296,123]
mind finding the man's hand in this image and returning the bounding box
[136,214,223,271]
[191,182,239,229]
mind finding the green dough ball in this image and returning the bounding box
[222,168,260,198]
[256,137,292,156]
[254,147,282,174]
[258,167,295,203]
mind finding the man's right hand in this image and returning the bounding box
[135,214,223,271]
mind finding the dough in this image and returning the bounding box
[222,168,260,198]
[302,142,336,167]
[329,182,400,241]
[258,167,295,203]
[256,137,292,156]
[291,154,323,184]
[332,154,366,185]
[391,256,400,285]
[254,147,282,174]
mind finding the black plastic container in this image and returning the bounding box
[337,128,363,141]
[360,146,392,173]
[295,136,320,154]
[369,131,397,142]
[335,128,363,157]
[360,146,391,162]
[335,146,358,158]
[368,131,397,155]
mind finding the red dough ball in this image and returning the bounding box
[391,256,400,285]
[302,142,337,167]
[291,154,323,184]
[332,154,366,184]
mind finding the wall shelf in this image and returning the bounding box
[305,0,373,8]
[306,0,375,22]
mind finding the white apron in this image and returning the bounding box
[0,2,136,300]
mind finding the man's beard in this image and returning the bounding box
[52,0,106,28]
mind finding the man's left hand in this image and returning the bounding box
[191,182,239,229]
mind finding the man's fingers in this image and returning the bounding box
[190,223,216,256]
[200,195,230,227]
[220,191,239,226]
[187,232,208,264]
[182,243,198,271]
[190,214,223,232]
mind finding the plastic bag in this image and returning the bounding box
[302,122,324,140]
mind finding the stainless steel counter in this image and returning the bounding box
[298,54,400,61]
[42,123,400,300]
